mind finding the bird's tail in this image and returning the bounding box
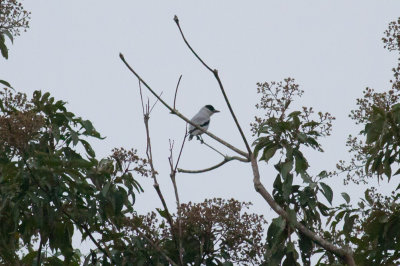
[188,134,193,141]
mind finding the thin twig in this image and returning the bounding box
[173,75,183,110]
[120,53,248,158]
[178,156,249,174]
[173,15,252,156]
[138,80,145,115]
[200,139,225,158]
[168,128,188,265]
[150,91,163,114]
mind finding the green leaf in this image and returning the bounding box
[156,208,169,219]
[3,30,13,43]
[82,120,94,134]
[282,173,293,200]
[365,118,385,144]
[341,192,350,204]
[260,144,279,162]
[281,160,293,179]
[273,174,282,192]
[0,34,8,59]
[320,182,333,205]
[297,132,307,143]
[302,121,319,128]
[101,182,111,197]
[80,139,96,158]
[288,111,301,117]
[293,150,308,174]
[343,214,357,236]
[267,216,286,245]
[298,232,313,265]
[0,80,13,88]
[70,131,79,146]
[113,190,125,215]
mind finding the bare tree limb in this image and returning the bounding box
[120,53,248,158]
[178,156,249,174]
[173,15,252,156]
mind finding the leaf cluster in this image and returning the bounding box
[0,89,147,265]
[251,78,340,265]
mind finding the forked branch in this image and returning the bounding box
[138,81,183,265]
[120,53,248,159]
[173,15,252,155]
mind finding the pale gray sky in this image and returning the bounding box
[2,0,400,257]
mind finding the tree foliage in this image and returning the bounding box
[131,199,267,265]
[2,4,400,265]
[248,17,400,265]
[0,89,147,265]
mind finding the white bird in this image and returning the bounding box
[188,105,220,141]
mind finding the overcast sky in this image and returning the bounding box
[2,0,400,256]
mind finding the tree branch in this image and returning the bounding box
[139,81,182,265]
[173,15,252,156]
[168,130,187,265]
[250,155,355,265]
[178,156,249,174]
[120,53,248,158]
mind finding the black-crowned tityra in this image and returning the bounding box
[188,105,220,141]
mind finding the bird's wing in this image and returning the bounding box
[189,113,209,132]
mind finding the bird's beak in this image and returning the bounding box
[214,110,220,113]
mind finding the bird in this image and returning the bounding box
[188,105,220,141]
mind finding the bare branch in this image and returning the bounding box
[168,128,187,265]
[178,155,249,174]
[173,75,183,110]
[199,138,226,158]
[138,80,145,115]
[173,15,252,156]
[138,85,182,265]
[149,91,163,114]
[119,53,248,158]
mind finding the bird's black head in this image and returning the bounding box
[205,105,220,113]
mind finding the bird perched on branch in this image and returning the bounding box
[188,105,220,141]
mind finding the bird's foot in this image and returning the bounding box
[196,135,205,144]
